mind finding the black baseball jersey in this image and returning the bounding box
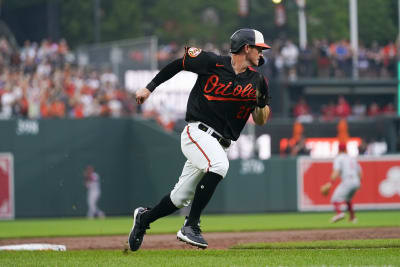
[182,47,269,141]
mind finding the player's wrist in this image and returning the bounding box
[256,103,266,108]
[146,81,157,92]
[256,97,267,108]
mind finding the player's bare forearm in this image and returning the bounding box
[330,170,340,181]
[135,88,151,104]
[252,105,270,125]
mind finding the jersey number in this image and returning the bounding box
[236,106,252,119]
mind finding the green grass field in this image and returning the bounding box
[1,210,399,238]
[1,211,399,266]
[1,246,400,267]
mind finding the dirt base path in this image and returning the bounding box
[1,227,399,250]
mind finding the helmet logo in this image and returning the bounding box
[188,47,202,58]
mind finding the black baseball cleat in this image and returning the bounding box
[128,207,150,251]
[177,222,208,249]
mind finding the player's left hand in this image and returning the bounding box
[256,73,270,108]
[135,88,151,104]
[256,90,268,108]
[320,182,332,196]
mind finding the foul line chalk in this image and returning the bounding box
[0,243,66,251]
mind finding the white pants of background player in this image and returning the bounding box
[331,179,360,203]
[170,122,230,208]
[87,183,105,218]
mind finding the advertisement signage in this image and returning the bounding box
[297,155,400,211]
[0,153,14,219]
[280,137,361,158]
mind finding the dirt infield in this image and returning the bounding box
[1,227,399,250]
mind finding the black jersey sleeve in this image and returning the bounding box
[146,58,183,92]
[256,73,271,108]
[182,47,217,75]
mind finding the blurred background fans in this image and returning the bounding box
[0,0,399,157]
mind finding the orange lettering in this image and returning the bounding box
[248,89,257,98]
[220,82,233,96]
[241,84,253,98]
[203,76,256,101]
[232,85,243,96]
[215,83,226,94]
[215,82,233,96]
[203,75,219,93]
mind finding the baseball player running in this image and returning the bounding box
[128,29,271,251]
[84,165,105,219]
[326,143,362,223]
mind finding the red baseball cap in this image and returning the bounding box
[338,143,347,152]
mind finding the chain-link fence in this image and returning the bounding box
[75,36,158,83]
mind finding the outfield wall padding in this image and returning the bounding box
[1,118,296,218]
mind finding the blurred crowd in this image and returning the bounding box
[0,36,398,121]
[292,95,396,123]
[0,37,135,120]
[157,38,398,80]
[270,39,397,80]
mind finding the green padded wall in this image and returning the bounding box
[0,118,298,218]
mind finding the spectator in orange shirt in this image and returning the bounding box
[72,102,84,118]
[337,118,349,144]
[49,99,66,118]
[381,41,396,77]
[40,99,50,118]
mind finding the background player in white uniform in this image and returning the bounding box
[329,143,362,223]
[128,29,271,251]
[84,165,105,219]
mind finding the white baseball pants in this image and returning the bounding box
[331,179,360,203]
[170,122,230,208]
[87,185,104,218]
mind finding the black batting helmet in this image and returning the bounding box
[230,28,271,53]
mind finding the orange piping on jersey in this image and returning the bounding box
[248,66,257,72]
[204,95,256,102]
[186,126,211,172]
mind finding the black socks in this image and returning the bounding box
[185,172,223,226]
[141,172,223,227]
[142,194,179,225]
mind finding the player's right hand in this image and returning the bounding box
[135,88,151,104]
